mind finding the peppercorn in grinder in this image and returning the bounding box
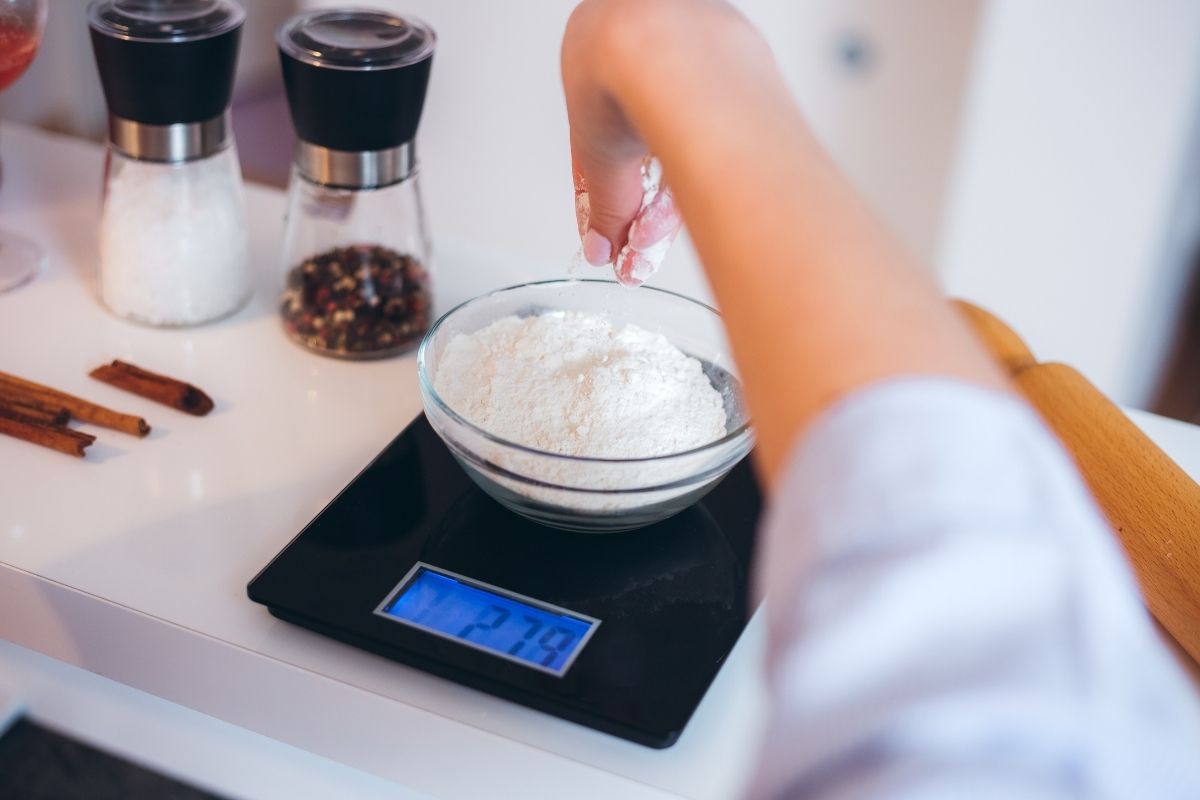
[277,9,436,359]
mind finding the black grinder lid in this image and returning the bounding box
[278,9,436,153]
[88,0,244,126]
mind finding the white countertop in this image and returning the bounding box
[0,122,761,800]
[3,121,1200,799]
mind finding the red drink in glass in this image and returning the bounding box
[0,0,48,292]
[0,20,37,90]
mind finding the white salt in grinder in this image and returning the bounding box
[277,8,436,359]
[88,0,251,327]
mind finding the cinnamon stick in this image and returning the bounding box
[0,398,69,426]
[0,412,95,457]
[0,372,150,436]
[89,360,214,417]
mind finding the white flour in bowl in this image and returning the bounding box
[434,311,727,460]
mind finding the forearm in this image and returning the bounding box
[591,4,1005,483]
[562,8,1200,799]
[749,378,1200,798]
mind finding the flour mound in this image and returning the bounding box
[433,311,727,458]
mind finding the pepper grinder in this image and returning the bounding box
[89,0,251,327]
[277,8,436,359]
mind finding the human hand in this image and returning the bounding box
[564,0,1006,484]
[564,1,684,286]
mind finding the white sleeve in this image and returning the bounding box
[747,379,1200,800]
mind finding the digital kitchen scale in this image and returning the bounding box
[248,414,762,748]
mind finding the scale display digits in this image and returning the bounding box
[379,567,596,675]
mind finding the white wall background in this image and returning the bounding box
[3,0,984,298]
[938,0,1200,405]
[301,0,983,276]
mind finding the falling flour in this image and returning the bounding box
[434,311,727,460]
[432,310,733,514]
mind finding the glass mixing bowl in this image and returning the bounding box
[417,280,753,533]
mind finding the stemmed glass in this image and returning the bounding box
[0,0,47,292]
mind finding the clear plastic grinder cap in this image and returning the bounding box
[278,8,435,70]
[88,0,245,43]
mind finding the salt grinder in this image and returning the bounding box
[88,0,251,327]
[277,9,436,359]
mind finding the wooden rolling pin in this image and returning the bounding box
[954,301,1200,682]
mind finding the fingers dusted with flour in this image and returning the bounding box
[564,1,683,285]
[614,159,681,286]
[574,153,682,286]
[568,125,646,273]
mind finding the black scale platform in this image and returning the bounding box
[248,414,762,748]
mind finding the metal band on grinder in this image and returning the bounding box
[295,140,416,190]
[108,113,230,163]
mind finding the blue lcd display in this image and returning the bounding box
[376,565,599,676]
